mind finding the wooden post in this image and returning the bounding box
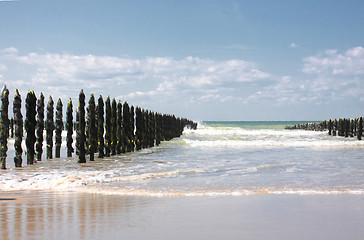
[0,86,9,169]
[77,90,86,163]
[46,96,55,159]
[36,93,44,161]
[358,117,363,140]
[87,93,97,161]
[55,98,63,158]
[111,98,117,156]
[97,96,104,158]
[117,101,123,154]
[104,96,111,157]
[25,90,36,165]
[13,89,23,167]
[66,98,74,157]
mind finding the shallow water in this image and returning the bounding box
[1,121,364,195]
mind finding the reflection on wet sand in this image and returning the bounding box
[0,191,158,240]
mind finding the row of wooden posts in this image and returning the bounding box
[285,117,364,140]
[0,86,198,169]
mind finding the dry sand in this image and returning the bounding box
[1,191,364,240]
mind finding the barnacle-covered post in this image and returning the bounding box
[135,106,142,151]
[97,96,104,158]
[13,89,23,167]
[117,101,123,154]
[111,98,117,155]
[46,96,55,159]
[10,118,14,138]
[55,98,63,158]
[76,90,86,163]
[122,102,130,152]
[104,96,111,157]
[25,90,37,165]
[87,93,97,161]
[0,86,9,169]
[358,117,363,140]
[66,98,74,157]
[35,93,44,162]
[130,105,135,151]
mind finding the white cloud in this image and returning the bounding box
[289,43,299,48]
[0,48,271,110]
[303,46,364,75]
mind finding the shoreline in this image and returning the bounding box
[1,190,364,240]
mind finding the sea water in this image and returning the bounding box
[1,121,364,195]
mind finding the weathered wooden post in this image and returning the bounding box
[111,98,117,156]
[55,98,63,158]
[46,96,55,159]
[66,98,74,157]
[358,117,363,140]
[87,93,97,161]
[328,119,332,135]
[13,89,23,167]
[130,105,135,151]
[117,101,122,154]
[104,96,111,157]
[25,90,36,165]
[350,119,354,137]
[0,86,9,169]
[97,96,104,158]
[35,93,44,161]
[76,90,86,163]
[135,106,142,151]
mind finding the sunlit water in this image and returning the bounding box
[1,121,364,195]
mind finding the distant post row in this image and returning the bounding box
[285,117,364,140]
[0,86,198,169]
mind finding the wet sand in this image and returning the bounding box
[1,191,364,240]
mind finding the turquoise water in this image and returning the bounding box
[1,121,364,195]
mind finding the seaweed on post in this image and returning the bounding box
[111,98,117,156]
[104,96,111,157]
[97,96,104,158]
[76,90,86,163]
[0,86,9,169]
[66,98,74,157]
[87,93,97,161]
[13,89,23,167]
[46,96,55,159]
[25,90,37,165]
[116,101,122,154]
[55,98,63,158]
[36,93,44,162]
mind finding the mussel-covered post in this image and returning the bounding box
[111,98,117,156]
[13,89,23,167]
[76,90,86,163]
[97,96,104,158]
[46,96,55,159]
[135,106,142,151]
[116,101,122,154]
[122,102,130,152]
[25,90,37,165]
[36,93,44,162]
[130,105,135,151]
[66,98,74,157]
[87,93,97,161]
[104,96,111,157]
[55,99,63,158]
[0,86,9,169]
[358,117,363,140]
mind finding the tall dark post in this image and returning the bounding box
[358,117,363,140]
[46,96,55,159]
[130,105,135,151]
[111,98,117,155]
[0,86,9,169]
[55,98,63,158]
[13,89,23,167]
[117,101,122,154]
[87,93,97,161]
[66,98,74,157]
[97,96,104,158]
[36,93,44,162]
[104,96,111,157]
[76,90,86,163]
[135,107,142,151]
[25,90,37,165]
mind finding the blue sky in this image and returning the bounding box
[1,0,364,120]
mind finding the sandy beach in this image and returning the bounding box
[1,191,363,240]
